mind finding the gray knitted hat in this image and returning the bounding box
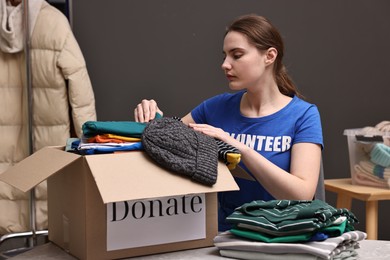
[142,117,218,185]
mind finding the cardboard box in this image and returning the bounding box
[0,146,239,259]
[344,128,390,187]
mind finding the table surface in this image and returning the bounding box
[10,239,390,260]
[324,178,390,201]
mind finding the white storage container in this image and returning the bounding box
[344,128,390,188]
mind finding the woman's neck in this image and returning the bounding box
[240,86,292,118]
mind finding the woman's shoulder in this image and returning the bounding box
[291,96,319,110]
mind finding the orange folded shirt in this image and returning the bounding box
[88,134,141,143]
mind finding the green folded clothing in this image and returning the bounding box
[82,113,163,138]
[82,121,147,138]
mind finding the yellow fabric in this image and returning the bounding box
[88,134,141,143]
[226,153,241,170]
[104,134,141,142]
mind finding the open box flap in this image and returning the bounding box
[0,147,81,192]
[230,165,256,181]
[85,151,239,204]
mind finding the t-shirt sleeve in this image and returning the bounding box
[191,94,225,124]
[191,100,207,124]
[294,105,324,149]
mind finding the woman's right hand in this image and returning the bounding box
[134,99,163,122]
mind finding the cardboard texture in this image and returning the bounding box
[0,147,239,260]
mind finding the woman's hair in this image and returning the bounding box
[226,14,303,98]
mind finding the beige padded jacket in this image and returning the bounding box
[0,0,97,235]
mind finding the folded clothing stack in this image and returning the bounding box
[214,199,366,260]
[67,115,241,186]
[77,120,148,154]
[214,229,366,260]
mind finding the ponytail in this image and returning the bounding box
[275,64,303,99]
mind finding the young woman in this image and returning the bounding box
[134,14,323,231]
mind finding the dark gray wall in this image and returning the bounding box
[72,0,390,239]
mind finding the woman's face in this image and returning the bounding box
[222,31,268,91]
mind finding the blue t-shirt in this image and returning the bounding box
[191,91,323,231]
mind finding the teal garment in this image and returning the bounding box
[82,121,146,138]
[230,228,315,243]
[82,113,162,138]
[319,218,348,237]
[226,200,358,235]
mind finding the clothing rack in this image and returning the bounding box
[0,0,48,256]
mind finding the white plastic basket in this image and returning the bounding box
[344,128,390,188]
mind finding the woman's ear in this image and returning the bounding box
[265,47,278,65]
